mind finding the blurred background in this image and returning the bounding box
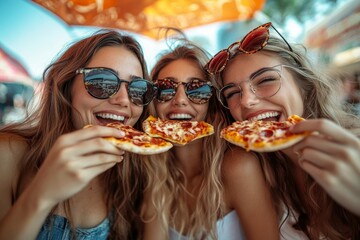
[0,0,359,125]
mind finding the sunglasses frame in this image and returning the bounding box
[205,22,292,75]
[76,67,156,106]
[218,64,285,109]
[154,78,213,104]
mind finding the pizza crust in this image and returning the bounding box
[85,123,173,155]
[104,136,172,155]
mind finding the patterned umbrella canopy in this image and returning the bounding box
[32,0,266,39]
[0,47,34,87]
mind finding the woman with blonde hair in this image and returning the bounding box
[208,22,360,239]
[141,35,279,239]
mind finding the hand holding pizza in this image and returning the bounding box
[24,125,125,211]
[291,118,360,216]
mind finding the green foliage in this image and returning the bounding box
[262,0,339,24]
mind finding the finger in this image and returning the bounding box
[291,119,359,145]
[297,147,339,172]
[81,153,123,169]
[70,161,119,183]
[62,137,125,158]
[300,160,335,188]
[57,125,126,148]
[293,134,357,161]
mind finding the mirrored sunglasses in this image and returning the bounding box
[205,22,292,75]
[154,78,213,104]
[76,67,157,106]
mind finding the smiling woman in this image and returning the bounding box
[215,22,360,239]
[0,29,154,239]
[140,33,279,240]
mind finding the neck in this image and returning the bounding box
[173,139,203,179]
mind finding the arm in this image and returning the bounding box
[291,118,360,216]
[223,146,279,240]
[0,126,125,239]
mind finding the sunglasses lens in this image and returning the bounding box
[207,50,229,74]
[84,69,118,99]
[128,79,155,106]
[156,79,176,102]
[186,81,212,104]
[240,27,269,53]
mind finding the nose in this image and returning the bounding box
[239,84,259,108]
[171,84,188,106]
[109,83,130,107]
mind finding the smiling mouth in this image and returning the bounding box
[248,112,280,121]
[96,113,126,125]
[168,113,193,120]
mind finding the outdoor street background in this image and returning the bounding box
[0,0,359,123]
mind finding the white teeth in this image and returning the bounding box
[249,112,279,121]
[169,113,192,120]
[96,113,125,121]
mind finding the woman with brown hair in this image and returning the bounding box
[0,30,156,239]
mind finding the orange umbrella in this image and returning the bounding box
[32,0,266,39]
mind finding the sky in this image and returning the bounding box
[0,0,351,81]
[0,0,172,80]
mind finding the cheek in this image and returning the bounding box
[132,105,144,120]
[194,103,209,120]
[229,107,242,121]
[153,102,167,118]
[279,82,304,115]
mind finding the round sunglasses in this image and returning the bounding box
[218,65,284,109]
[205,22,292,75]
[154,78,213,104]
[76,67,157,106]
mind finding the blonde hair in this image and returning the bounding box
[142,37,228,239]
[219,37,360,240]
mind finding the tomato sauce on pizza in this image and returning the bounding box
[85,123,173,155]
[142,115,214,145]
[221,115,309,152]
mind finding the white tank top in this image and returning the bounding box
[279,207,309,240]
[169,210,245,240]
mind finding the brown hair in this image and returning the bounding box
[1,29,150,239]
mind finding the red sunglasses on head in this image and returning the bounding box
[205,22,292,75]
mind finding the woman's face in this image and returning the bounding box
[154,59,209,122]
[222,52,304,122]
[71,46,144,129]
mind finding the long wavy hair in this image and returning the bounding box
[0,30,151,239]
[142,37,228,239]
[218,37,360,240]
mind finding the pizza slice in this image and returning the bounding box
[221,115,310,152]
[142,115,214,145]
[85,123,173,155]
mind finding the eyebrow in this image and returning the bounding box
[129,74,144,80]
[224,65,279,86]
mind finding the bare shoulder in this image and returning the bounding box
[222,145,261,180]
[0,133,28,218]
[222,145,268,206]
[0,133,28,165]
